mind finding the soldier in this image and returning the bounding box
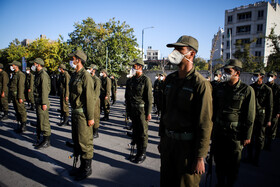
[9,61,27,133]
[157,73,166,118]
[110,74,117,105]
[153,74,161,114]
[25,67,35,111]
[125,58,152,164]
[31,58,51,149]
[58,64,70,126]
[159,35,213,186]
[68,50,95,181]
[265,71,280,150]
[100,69,111,121]
[212,59,255,187]
[0,63,9,120]
[210,69,222,91]
[246,69,273,166]
[87,64,101,138]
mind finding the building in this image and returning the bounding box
[211,28,224,66]
[214,1,280,66]
[146,46,160,60]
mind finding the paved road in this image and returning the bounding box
[0,87,280,187]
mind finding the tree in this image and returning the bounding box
[266,26,280,72]
[68,17,139,76]
[5,38,28,63]
[193,57,209,71]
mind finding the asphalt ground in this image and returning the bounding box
[0,87,280,187]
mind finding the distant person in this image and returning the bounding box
[110,74,117,105]
[0,63,9,120]
[100,69,111,121]
[211,69,222,91]
[25,67,35,111]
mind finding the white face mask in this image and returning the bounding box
[10,66,15,71]
[87,69,92,74]
[70,60,77,69]
[31,65,37,72]
[26,70,30,74]
[251,76,259,83]
[160,76,164,81]
[100,73,104,77]
[155,76,158,79]
[168,50,192,65]
[268,76,274,82]
[131,68,137,76]
[214,76,219,81]
[58,68,61,73]
[222,73,232,82]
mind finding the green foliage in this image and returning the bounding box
[68,17,139,76]
[6,39,28,63]
[193,57,208,71]
[266,26,280,72]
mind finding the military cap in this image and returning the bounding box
[268,71,277,77]
[26,67,30,70]
[162,72,167,77]
[253,69,265,76]
[33,58,45,66]
[101,69,108,75]
[167,35,199,52]
[130,58,145,66]
[224,59,242,69]
[9,60,22,67]
[69,49,87,62]
[87,64,98,70]
[214,70,222,75]
[0,63,3,69]
[59,64,66,70]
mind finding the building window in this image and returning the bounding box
[258,10,264,19]
[227,28,232,38]
[255,51,261,57]
[237,12,251,21]
[226,53,230,59]
[147,52,151,55]
[257,24,263,32]
[155,52,158,55]
[256,38,262,46]
[236,38,250,45]
[236,25,251,34]
[228,15,233,23]
[226,41,230,48]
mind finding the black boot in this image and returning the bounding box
[59,116,69,126]
[132,146,146,164]
[35,136,50,150]
[15,122,27,133]
[69,157,82,176]
[93,128,99,139]
[29,103,35,111]
[75,158,92,181]
[0,111,8,120]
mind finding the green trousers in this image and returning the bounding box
[71,110,93,159]
[12,97,27,123]
[36,103,51,136]
[160,135,201,187]
[100,95,110,116]
[25,90,34,104]
[94,98,100,129]
[0,91,9,112]
[60,95,69,117]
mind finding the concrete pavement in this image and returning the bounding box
[0,87,280,187]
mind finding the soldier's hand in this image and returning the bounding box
[28,89,31,92]
[88,119,94,127]
[192,157,205,175]
[42,104,47,111]
[105,96,108,100]
[146,114,151,121]
[1,92,4,98]
[277,114,280,118]
[267,122,271,127]
[65,96,68,102]
[243,139,251,146]
[19,99,23,104]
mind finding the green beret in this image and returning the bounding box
[0,63,3,69]
[129,58,145,66]
[33,58,45,66]
[268,71,277,77]
[69,49,87,62]
[167,35,199,52]
[9,61,22,67]
[59,64,66,70]
[224,59,243,69]
[87,64,98,70]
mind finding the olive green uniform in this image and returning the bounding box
[159,68,213,187]
[25,72,34,105]
[34,69,51,136]
[100,76,111,118]
[10,70,27,123]
[125,77,133,121]
[111,78,117,104]
[125,74,152,148]
[92,74,101,129]
[212,80,255,186]
[265,82,280,141]
[153,79,160,110]
[247,83,273,163]
[69,67,95,159]
[59,71,70,117]
[0,70,9,113]
[157,79,164,115]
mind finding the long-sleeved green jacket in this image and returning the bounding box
[100,76,111,97]
[92,74,101,99]
[266,82,280,116]
[159,68,213,158]
[0,70,9,94]
[25,73,34,92]
[34,69,51,105]
[59,71,70,98]
[10,70,25,100]
[69,68,95,120]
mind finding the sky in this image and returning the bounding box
[0,0,264,60]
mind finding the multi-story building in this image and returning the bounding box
[211,28,224,66]
[214,1,280,66]
[146,46,160,60]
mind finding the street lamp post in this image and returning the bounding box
[142,26,154,60]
